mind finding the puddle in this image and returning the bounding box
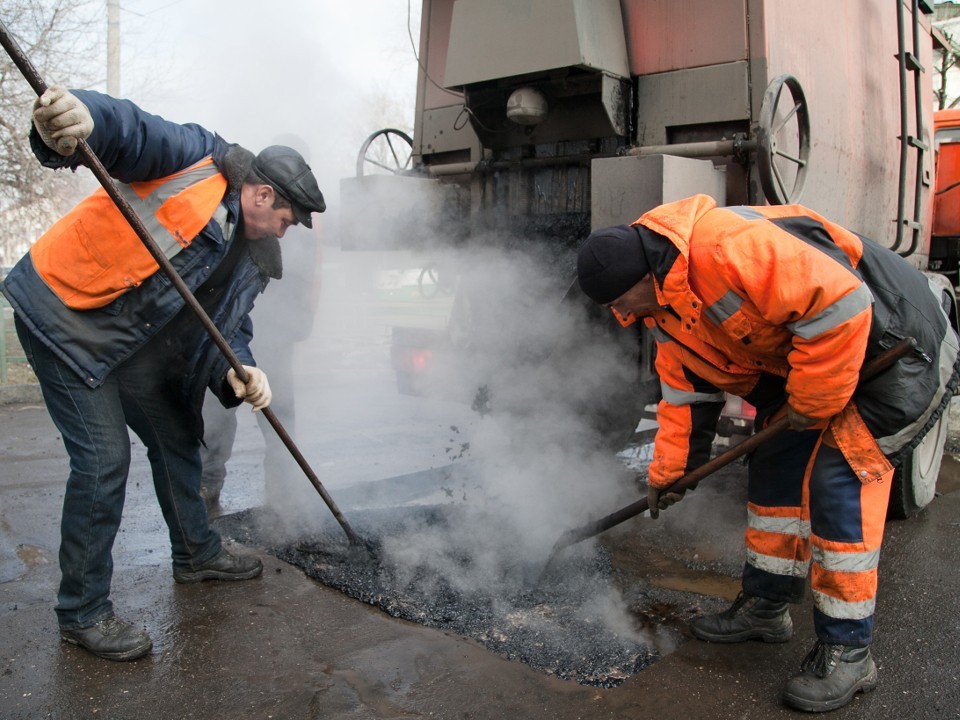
[938,454,960,494]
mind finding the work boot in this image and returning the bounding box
[173,547,263,584]
[782,640,878,712]
[690,591,793,643]
[60,615,153,661]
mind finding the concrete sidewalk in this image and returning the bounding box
[0,383,41,406]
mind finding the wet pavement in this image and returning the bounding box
[3,394,960,720]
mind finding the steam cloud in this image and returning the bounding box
[231,196,655,656]
[120,0,657,666]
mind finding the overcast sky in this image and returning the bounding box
[112,0,421,212]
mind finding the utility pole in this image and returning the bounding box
[107,0,120,95]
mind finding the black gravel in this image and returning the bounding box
[214,504,659,687]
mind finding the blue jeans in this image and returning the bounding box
[16,317,222,629]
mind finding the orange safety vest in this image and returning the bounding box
[30,156,228,310]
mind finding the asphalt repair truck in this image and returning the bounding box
[339,0,960,520]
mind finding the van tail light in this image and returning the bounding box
[722,394,757,420]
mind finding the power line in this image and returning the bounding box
[406,0,461,99]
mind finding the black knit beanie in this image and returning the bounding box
[576,225,650,304]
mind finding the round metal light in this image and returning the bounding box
[506,87,548,126]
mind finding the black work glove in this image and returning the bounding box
[787,405,818,431]
[647,484,687,519]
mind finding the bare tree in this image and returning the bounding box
[934,26,960,110]
[0,0,102,266]
[354,89,415,177]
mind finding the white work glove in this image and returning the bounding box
[32,86,93,156]
[227,365,272,411]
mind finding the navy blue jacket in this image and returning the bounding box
[0,91,279,425]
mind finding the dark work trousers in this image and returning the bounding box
[16,316,221,629]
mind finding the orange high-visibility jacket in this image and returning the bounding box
[636,195,959,490]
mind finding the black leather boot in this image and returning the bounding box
[782,640,877,712]
[690,591,793,643]
[60,615,153,661]
[173,547,263,583]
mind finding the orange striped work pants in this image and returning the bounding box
[742,429,893,647]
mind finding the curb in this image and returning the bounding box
[0,384,43,405]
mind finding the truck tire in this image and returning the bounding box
[887,411,948,519]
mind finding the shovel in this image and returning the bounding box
[540,336,918,575]
[0,22,369,551]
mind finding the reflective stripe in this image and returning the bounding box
[660,382,725,405]
[746,548,810,578]
[748,508,811,538]
[115,158,223,259]
[726,206,766,221]
[29,155,227,310]
[787,284,874,339]
[812,546,880,573]
[212,204,232,240]
[812,588,876,620]
[705,290,743,325]
[652,326,672,343]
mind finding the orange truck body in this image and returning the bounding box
[934,108,960,241]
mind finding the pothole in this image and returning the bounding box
[214,503,716,687]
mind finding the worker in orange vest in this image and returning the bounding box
[0,87,325,662]
[577,194,960,713]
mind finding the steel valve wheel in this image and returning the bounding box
[356,128,414,177]
[756,74,811,205]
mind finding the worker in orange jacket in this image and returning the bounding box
[576,194,960,713]
[2,87,325,663]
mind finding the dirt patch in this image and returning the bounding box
[1,363,36,386]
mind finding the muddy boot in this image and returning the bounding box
[60,615,153,661]
[690,591,793,643]
[173,547,263,584]
[782,640,878,712]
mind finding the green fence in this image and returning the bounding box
[1,294,28,384]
